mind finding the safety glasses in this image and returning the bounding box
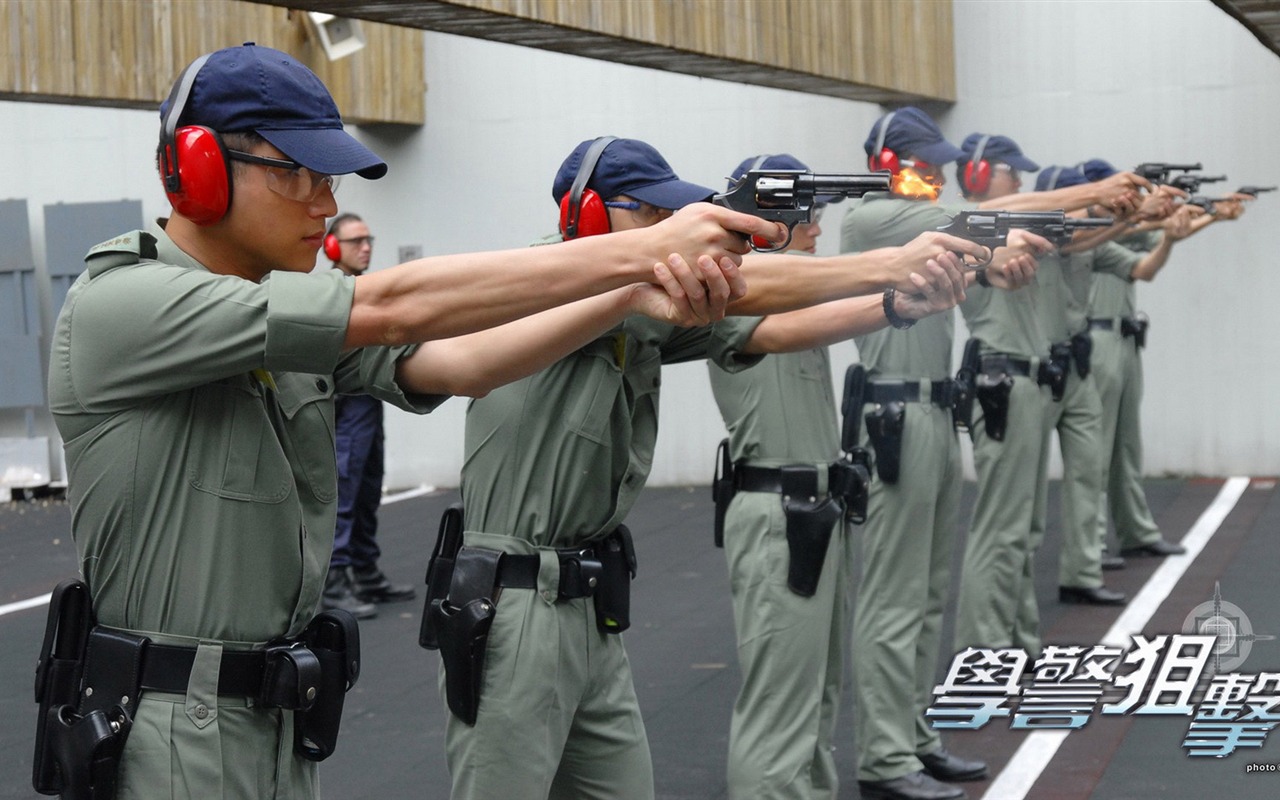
[227,150,341,203]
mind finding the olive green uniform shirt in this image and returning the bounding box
[1038,241,1140,341]
[48,223,443,800]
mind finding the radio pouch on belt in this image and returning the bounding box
[1070,331,1093,378]
[864,401,906,484]
[294,609,360,762]
[420,503,465,650]
[428,546,502,726]
[593,526,638,634]
[781,466,842,598]
[33,578,93,796]
[711,438,736,548]
[952,339,981,434]
[975,373,1014,441]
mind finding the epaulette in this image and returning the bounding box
[85,231,159,277]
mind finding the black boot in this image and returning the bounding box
[353,564,417,603]
[324,566,377,619]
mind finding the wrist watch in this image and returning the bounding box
[882,288,917,330]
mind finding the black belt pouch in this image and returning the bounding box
[594,526,638,634]
[295,610,361,762]
[46,628,147,800]
[1071,332,1093,378]
[428,546,501,726]
[1122,316,1149,349]
[420,503,464,650]
[781,467,842,598]
[34,579,92,796]
[975,373,1015,441]
[864,401,906,484]
[711,439,736,549]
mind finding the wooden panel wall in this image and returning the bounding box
[275,0,956,103]
[0,0,424,125]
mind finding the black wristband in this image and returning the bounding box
[883,288,916,330]
[975,268,992,288]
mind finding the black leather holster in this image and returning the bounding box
[1121,315,1150,349]
[428,546,502,726]
[711,438,737,548]
[864,401,906,484]
[1038,343,1070,402]
[780,466,842,598]
[975,372,1015,441]
[1070,331,1093,378]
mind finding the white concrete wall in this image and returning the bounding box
[2,0,1276,489]
[943,0,1280,479]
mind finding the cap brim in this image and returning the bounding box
[626,178,716,210]
[913,140,967,166]
[260,128,388,179]
[999,154,1041,172]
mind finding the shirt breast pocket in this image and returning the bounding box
[186,378,292,503]
[276,374,338,503]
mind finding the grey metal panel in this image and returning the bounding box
[0,200,44,409]
[44,199,144,314]
[0,335,45,407]
[0,199,38,336]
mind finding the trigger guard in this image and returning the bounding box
[752,226,793,253]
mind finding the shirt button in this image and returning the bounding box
[194,704,209,719]
[316,378,328,392]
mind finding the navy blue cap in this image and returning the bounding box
[552,138,714,209]
[864,107,965,165]
[1077,158,1118,181]
[958,133,1040,172]
[728,153,842,205]
[1035,166,1088,192]
[161,44,386,179]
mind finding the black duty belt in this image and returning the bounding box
[978,353,1035,378]
[141,643,270,696]
[1088,318,1115,331]
[866,379,955,408]
[735,464,821,497]
[494,541,611,599]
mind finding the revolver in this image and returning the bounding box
[1237,185,1276,197]
[936,210,1114,265]
[712,170,891,252]
[1133,162,1202,186]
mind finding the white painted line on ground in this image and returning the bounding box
[382,484,437,505]
[0,592,52,618]
[982,476,1251,800]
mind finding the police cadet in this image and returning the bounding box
[1077,159,1245,563]
[1031,165,1184,607]
[841,109,1045,800]
[708,153,975,800]
[322,212,417,620]
[422,136,988,800]
[36,44,784,800]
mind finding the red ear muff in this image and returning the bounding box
[559,188,612,240]
[559,136,617,240]
[868,147,901,175]
[163,125,232,226]
[323,233,342,261]
[962,134,992,196]
[964,159,992,195]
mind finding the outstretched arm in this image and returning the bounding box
[346,203,782,348]
[728,231,986,316]
[396,249,746,396]
[741,253,969,354]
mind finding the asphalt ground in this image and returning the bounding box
[2,477,1278,799]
